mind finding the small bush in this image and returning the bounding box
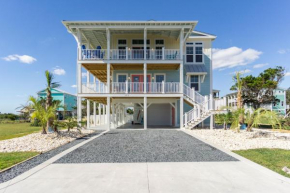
[30,119,41,127]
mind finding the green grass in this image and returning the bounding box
[234,148,290,178]
[0,123,42,141]
[0,152,39,171]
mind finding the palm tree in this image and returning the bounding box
[245,108,281,131]
[45,70,60,130]
[29,96,57,134]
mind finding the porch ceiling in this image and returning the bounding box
[85,97,109,105]
[63,21,197,49]
[83,63,180,82]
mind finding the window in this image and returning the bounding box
[186,47,194,63]
[281,101,284,106]
[118,39,127,45]
[117,74,127,82]
[155,74,165,82]
[132,39,150,45]
[155,39,164,45]
[190,75,199,91]
[186,42,203,63]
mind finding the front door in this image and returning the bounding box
[131,75,151,93]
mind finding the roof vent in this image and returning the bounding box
[147,19,156,22]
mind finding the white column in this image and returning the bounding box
[144,97,147,129]
[77,29,82,60]
[180,62,183,93]
[144,28,147,60]
[98,103,101,125]
[87,99,90,128]
[209,94,213,110]
[93,76,96,91]
[107,63,110,93]
[144,63,147,93]
[180,97,183,129]
[107,97,111,130]
[175,100,178,127]
[93,102,96,126]
[102,104,105,125]
[104,105,107,124]
[77,63,82,93]
[77,97,82,123]
[106,28,110,59]
[112,104,115,128]
[180,28,184,60]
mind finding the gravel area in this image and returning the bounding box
[55,130,237,163]
[0,131,103,184]
[189,129,290,150]
[0,129,95,152]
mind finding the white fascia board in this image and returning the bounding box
[79,60,182,64]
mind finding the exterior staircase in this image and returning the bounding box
[183,84,214,129]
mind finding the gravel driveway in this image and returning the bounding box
[55,130,237,163]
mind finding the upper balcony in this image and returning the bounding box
[62,21,197,63]
[81,49,180,61]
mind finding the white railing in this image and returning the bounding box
[214,98,227,110]
[82,83,107,93]
[81,48,180,60]
[81,49,107,60]
[110,81,181,94]
[183,84,205,104]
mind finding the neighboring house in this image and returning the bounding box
[214,88,287,116]
[63,20,216,129]
[37,88,77,120]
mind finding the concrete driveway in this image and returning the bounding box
[1,130,290,193]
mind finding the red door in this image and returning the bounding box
[131,75,150,93]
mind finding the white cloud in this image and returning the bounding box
[230,69,252,75]
[82,72,87,77]
[52,67,66,75]
[71,85,77,88]
[253,63,269,69]
[212,47,262,69]
[2,54,36,64]
[277,49,290,54]
[285,72,290,77]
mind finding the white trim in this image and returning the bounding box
[154,73,166,82]
[116,73,128,82]
[185,41,204,64]
[189,75,201,92]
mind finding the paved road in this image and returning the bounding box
[1,130,290,193]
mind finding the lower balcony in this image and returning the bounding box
[81,82,181,94]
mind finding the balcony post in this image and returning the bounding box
[107,63,110,93]
[106,28,110,60]
[93,77,96,92]
[93,102,96,126]
[144,28,147,60]
[162,81,165,94]
[87,99,90,129]
[126,47,128,60]
[184,112,187,127]
[209,94,213,110]
[77,97,82,124]
[144,97,147,129]
[77,29,82,60]
[77,63,82,93]
[98,103,101,125]
[180,62,183,93]
[106,97,111,130]
[98,79,101,93]
[125,80,128,94]
[175,100,178,127]
[180,28,184,60]
[162,47,165,60]
[144,63,147,93]
[180,97,183,129]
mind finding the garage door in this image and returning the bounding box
[147,104,171,126]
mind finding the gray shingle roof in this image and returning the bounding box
[184,65,207,73]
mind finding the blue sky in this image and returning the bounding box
[0,0,289,113]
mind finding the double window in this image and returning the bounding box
[190,75,200,91]
[117,74,127,82]
[155,74,165,82]
[132,39,150,45]
[186,42,203,63]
